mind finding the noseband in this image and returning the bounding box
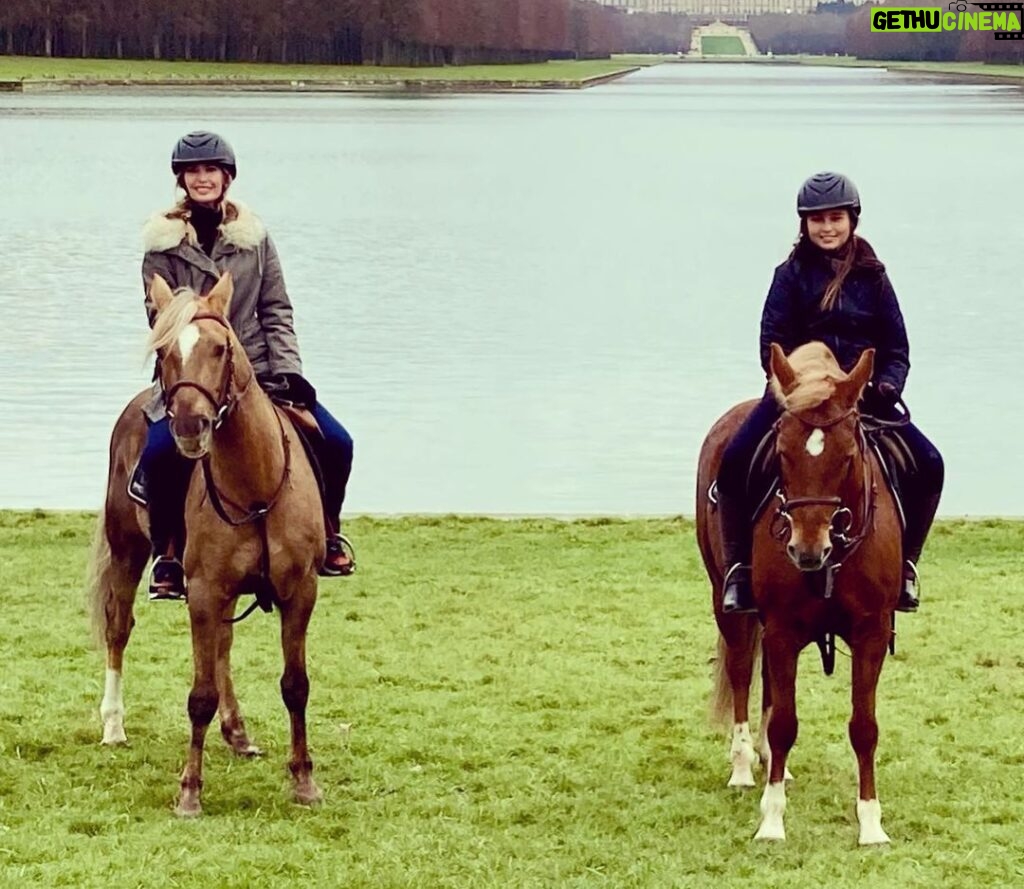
[163,313,253,431]
[770,405,875,554]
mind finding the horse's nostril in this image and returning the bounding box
[787,544,797,560]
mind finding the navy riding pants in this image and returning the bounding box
[140,401,354,523]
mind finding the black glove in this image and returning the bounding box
[876,381,899,403]
[257,373,317,409]
[281,373,317,409]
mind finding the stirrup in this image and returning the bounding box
[722,563,756,615]
[320,534,356,577]
[149,556,187,601]
[896,559,920,613]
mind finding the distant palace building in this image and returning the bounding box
[597,0,825,16]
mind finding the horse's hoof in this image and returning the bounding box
[175,785,203,818]
[858,831,891,847]
[174,800,202,818]
[293,782,323,806]
[101,728,128,746]
[221,725,264,757]
[857,799,890,845]
[227,737,263,757]
[754,823,786,841]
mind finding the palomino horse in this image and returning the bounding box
[696,342,902,845]
[87,272,325,815]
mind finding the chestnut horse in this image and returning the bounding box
[87,272,324,815]
[696,342,901,845]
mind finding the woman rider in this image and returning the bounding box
[133,131,356,599]
[718,171,944,615]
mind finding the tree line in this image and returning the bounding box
[749,1,1024,62]
[846,0,1024,63]
[0,0,693,66]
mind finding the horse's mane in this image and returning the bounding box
[770,342,843,414]
[147,291,201,356]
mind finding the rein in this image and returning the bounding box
[162,312,289,623]
[202,410,292,624]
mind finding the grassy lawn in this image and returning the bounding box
[777,55,1024,79]
[0,55,653,86]
[611,53,675,67]
[701,36,747,57]
[0,511,1022,887]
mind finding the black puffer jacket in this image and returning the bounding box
[759,236,910,395]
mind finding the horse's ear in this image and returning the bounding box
[769,342,797,394]
[149,274,175,315]
[838,347,875,406]
[205,272,234,317]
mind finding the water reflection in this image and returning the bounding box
[0,64,1021,515]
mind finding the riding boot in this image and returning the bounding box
[898,490,942,613]
[320,531,356,577]
[309,403,355,579]
[313,463,355,579]
[149,554,186,601]
[719,486,755,614]
[146,460,190,601]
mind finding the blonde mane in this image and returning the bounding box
[770,342,843,413]
[147,291,200,356]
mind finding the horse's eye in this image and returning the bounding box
[212,344,226,358]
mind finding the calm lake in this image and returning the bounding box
[0,63,1021,516]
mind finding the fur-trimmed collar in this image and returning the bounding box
[142,198,265,253]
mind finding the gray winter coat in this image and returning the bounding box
[141,198,302,421]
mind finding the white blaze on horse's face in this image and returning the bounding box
[777,416,835,571]
[178,323,200,367]
[166,321,222,460]
[805,428,825,457]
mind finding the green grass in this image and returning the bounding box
[0,55,648,86]
[1,511,1023,887]
[701,36,747,57]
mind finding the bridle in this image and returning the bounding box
[163,313,253,433]
[770,404,876,560]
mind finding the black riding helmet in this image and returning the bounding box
[797,171,860,219]
[171,131,237,179]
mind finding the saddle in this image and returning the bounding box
[127,402,333,532]
[712,419,916,530]
[275,403,332,525]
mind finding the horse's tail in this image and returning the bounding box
[709,634,734,728]
[709,623,763,729]
[86,508,114,648]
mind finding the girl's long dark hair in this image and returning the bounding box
[819,237,857,312]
